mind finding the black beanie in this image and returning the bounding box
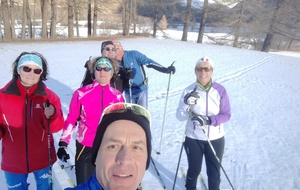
[91,109,152,169]
[101,41,114,53]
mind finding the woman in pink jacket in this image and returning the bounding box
[57,57,124,185]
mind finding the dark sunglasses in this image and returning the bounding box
[22,66,43,74]
[196,67,213,72]
[95,67,112,72]
[102,102,150,121]
[104,47,116,52]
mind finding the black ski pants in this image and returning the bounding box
[75,141,95,185]
[184,136,225,190]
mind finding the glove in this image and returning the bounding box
[192,115,211,127]
[184,90,200,105]
[44,102,55,119]
[57,141,70,162]
[166,65,176,74]
[125,68,134,79]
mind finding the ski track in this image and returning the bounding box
[150,55,276,104]
[214,56,275,84]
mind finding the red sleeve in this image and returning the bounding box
[46,90,64,133]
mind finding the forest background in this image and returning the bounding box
[0,0,300,52]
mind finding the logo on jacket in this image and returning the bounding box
[35,104,42,109]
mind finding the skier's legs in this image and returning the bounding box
[124,89,148,109]
[75,141,95,185]
[205,137,225,190]
[184,137,204,190]
[136,89,148,109]
[4,171,28,190]
[33,167,50,190]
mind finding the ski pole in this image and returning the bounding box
[150,157,167,189]
[157,61,175,155]
[199,125,235,190]
[129,79,133,103]
[45,100,53,190]
[172,109,191,190]
[129,63,133,103]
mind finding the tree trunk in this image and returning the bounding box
[197,0,208,43]
[50,0,57,39]
[68,0,74,38]
[92,0,97,37]
[40,0,48,39]
[122,0,126,36]
[122,0,130,36]
[0,11,3,40]
[9,0,16,40]
[126,0,130,36]
[87,0,91,37]
[132,0,136,35]
[233,0,245,47]
[181,0,192,41]
[21,0,27,40]
[74,0,79,37]
[152,5,159,38]
[1,0,12,41]
[261,0,282,52]
[26,0,33,39]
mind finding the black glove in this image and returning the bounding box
[125,68,134,79]
[166,65,176,74]
[57,141,70,162]
[192,115,211,127]
[184,90,200,105]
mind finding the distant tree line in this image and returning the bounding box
[0,0,299,52]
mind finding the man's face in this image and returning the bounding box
[95,120,148,190]
[102,44,117,59]
[114,45,124,61]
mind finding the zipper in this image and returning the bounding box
[25,91,30,173]
[206,91,210,138]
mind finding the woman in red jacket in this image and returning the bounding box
[0,52,64,189]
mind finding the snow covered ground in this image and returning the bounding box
[0,34,300,190]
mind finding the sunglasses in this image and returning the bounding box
[196,67,213,72]
[103,103,151,121]
[22,66,43,74]
[95,67,112,72]
[104,47,117,52]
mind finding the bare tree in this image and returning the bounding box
[50,0,57,39]
[181,0,192,41]
[129,0,138,35]
[261,0,283,52]
[9,0,16,39]
[25,0,33,39]
[197,0,208,43]
[152,1,159,38]
[68,0,74,37]
[92,0,97,37]
[40,0,49,39]
[0,9,3,40]
[21,0,28,39]
[121,0,131,36]
[1,0,12,40]
[74,0,80,37]
[87,0,91,36]
[231,0,245,47]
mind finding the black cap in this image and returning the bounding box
[101,41,114,53]
[91,109,152,169]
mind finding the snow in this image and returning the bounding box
[0,35,300,190]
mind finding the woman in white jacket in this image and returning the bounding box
[176,57,231,190]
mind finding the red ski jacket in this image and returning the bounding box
[0,78,64,174]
